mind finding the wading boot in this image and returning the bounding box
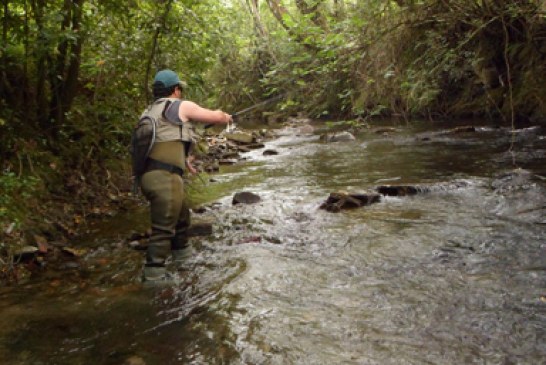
[141,265,174,287]
[172,245,194,271]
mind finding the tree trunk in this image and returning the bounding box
[23,0,30,112]
[46,0,86,139]
[246,0,268,38]
[1,0,9,99]
[265,0,291,31]
[48,0,74,130]
[31,0,49,129]
[61,0,84,118]
[144,0,174,104]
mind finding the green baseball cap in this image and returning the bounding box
[153,69,187,89]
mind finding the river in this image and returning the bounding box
[1,121,545,364]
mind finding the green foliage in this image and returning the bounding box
[0,0,545,229]
[0,0,244,227]
[0,0,237,166]
[203,0,546,123]
[0,172,41,222]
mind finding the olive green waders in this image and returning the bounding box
[140,169,191,281]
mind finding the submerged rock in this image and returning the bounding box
[491,168,534,192]
[123,356,146,365]
[372,127,399,135]
[320,191,381,212]
[186,222,213,237]
[487,169,546,224]
[445,126,477,134]
[376,185,421,196]
[298,125,315,134]
[377,181,469,196]
[320,131,356,143]
[263,149,279,156]
[233,192,261,205]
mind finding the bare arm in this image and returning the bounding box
[178,100,231,125]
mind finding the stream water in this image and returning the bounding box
[1,121,545,365]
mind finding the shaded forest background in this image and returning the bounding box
[1,0,545,253]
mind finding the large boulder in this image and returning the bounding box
[233,191,261,205]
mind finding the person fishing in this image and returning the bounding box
[139,69,232,283]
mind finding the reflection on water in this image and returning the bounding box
[1,121,545,364]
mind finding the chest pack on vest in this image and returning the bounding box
[130,98,194,191]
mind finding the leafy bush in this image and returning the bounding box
[0,172,41,223]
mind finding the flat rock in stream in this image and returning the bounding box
[232,191,261,205]
[219,159,238,165]
[320,192,381,212]
[224,131,254,144]
[246,142,266,150]
[204,162,220,172]
[237,145,251,153]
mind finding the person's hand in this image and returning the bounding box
[186,156,198,175]
[187,163,198,175]
[224,112,233,124]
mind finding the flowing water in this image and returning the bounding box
[1,121,545,365]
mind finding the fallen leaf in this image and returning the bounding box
[4,222,16,235]
[62,247,87,257]
[33,235,49,253]
[74,215,83,224]
[50,279,61,287]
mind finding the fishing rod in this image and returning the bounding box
[205,94,285,129]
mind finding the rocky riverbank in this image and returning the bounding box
[0,125,277,285]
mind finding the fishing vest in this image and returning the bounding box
[143,97,195,144]
[131,98,195,188]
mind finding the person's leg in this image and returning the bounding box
[171,203,192,268]
[140,170,184,280]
